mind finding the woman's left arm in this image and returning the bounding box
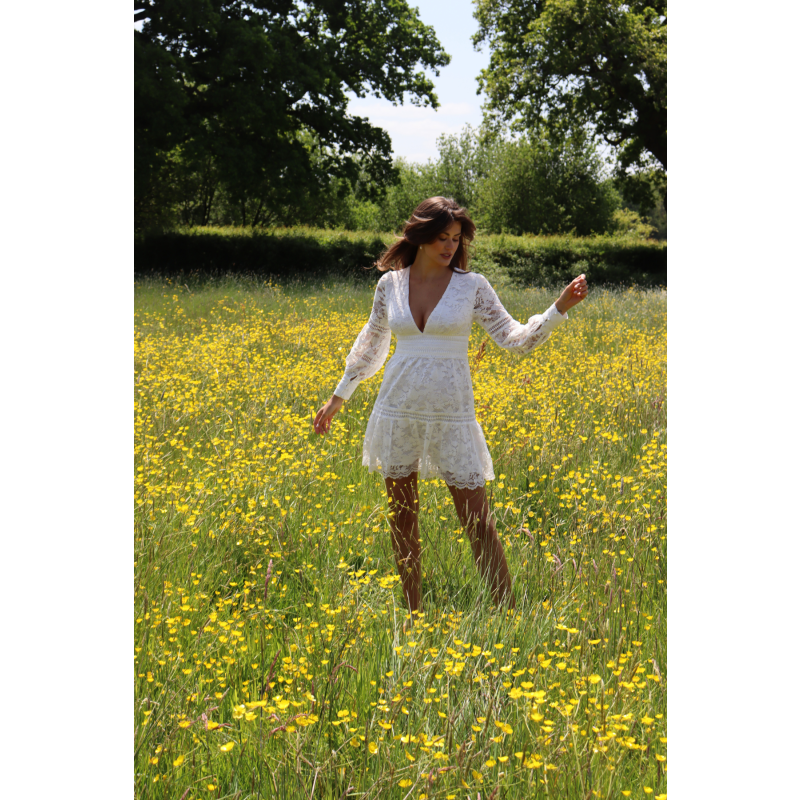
[473,274,588,354]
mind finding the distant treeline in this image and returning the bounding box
[137,126,666,242]
[136,0,666,259]
[135,226,666,288]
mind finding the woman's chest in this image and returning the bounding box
[385,271,475,337]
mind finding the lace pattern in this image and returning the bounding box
[380,462,488,490]
[362,414,495,489]
[333,276,391,401]
[335,268,567,487]
[473,273,566,354]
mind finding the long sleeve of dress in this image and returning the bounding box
[334,277,392,401]
[473,274,567,354]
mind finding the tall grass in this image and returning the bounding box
[134,277,666,799]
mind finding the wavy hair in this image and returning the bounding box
[375,197,476,273]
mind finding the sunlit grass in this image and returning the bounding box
[134,276,666,799]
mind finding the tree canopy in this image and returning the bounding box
[473,0,666,178]
[314,125,622,236]
[134,0,449,226]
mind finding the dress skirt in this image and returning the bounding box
[361,333,495,490]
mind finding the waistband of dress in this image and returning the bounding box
[393,335,469,359]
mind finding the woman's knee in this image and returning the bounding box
[458,497,489,529]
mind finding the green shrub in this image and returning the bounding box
[471,232,666,287]
[135,226,666,287]
[610,208,658,239]
[134,226,393,282]
[474,134,620,236]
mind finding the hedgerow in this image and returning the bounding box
[134,226,666,287]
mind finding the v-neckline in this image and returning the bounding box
[405,267,455,334]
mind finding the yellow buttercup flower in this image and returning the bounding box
[135,280,666,794]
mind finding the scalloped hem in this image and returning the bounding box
[364,459,493,490]
[361,408,495,489]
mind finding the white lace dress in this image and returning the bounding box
[333,267,568,489]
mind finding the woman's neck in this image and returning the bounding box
[409,255,451,282]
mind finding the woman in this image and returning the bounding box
[313,197,587,618]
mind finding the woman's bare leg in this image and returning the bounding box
[447,482,516,610]
[385,472,422,616]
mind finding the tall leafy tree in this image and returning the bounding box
[475,131,619,235]
[135,0,449,226]
[473,0,666,183]
[433,125,490,212]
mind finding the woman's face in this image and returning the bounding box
[423,222,462,267]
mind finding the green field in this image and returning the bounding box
[134,276,667,799]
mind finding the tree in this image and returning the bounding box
[134,0,449,227]
[363,127,491,231]
[432,125,490,212]
[613,169,667,238]
[473,0,666,181]
[316,123,618,235]
[474,130,619,236]
[369,158,442,231]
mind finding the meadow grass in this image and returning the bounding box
[134,275,666,800]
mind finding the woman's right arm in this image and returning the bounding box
[313,276,391,434]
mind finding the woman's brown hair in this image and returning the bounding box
[375,196,476,273]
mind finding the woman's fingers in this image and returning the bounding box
[572,274,588,298]
[314,403,337,434]
[313,408,328,434]
[561,274,588,307]
[314,397,345,434]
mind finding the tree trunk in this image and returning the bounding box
[251,197,265,228]
[202,183,217,226]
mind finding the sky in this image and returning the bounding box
[346,1,491,163]
[135,1,489,164]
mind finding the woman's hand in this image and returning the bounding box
[555,274,588,315]
[313,395,345,435]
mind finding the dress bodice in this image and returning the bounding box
[333,267,567,402]
[386,267,476,340]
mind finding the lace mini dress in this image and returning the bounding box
[334,267,567,489]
